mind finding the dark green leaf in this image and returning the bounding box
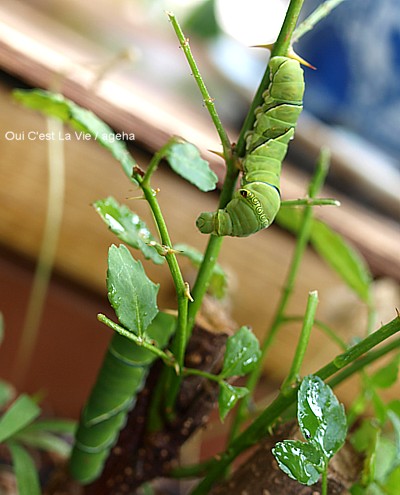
[174,243,227,298]
[107,244,159,336]
[94,197,164,264]
[0,379,14,410]
[7,442,41,495]
[218,382,248,421]
[272,440,324,485]
[165,142,217,192]
[387,410,400,470]
[0,395,41,442]
[220,326,261,379]
[13,89,138,183]
[298,375,347,459]
[276,209,371,302]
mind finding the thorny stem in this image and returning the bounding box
[190,315,400,495]
[229,149,330,443]
[168,13,231,157]
[236,0,305,156]
[292,0,347,44]
[187,0,305,340]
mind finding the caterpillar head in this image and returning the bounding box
[196,210,233,236]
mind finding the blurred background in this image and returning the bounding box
[0,0,399,418]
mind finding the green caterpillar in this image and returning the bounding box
[69,312,175,484]
[197,56,304,237]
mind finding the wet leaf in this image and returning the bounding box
[7,442,41,495]
[107,244,159,336]
[298,375,347,459]
[13,89,138,182]
[165,141,217,192]
[0,395,41,442]
[174,243,227,298]
[218,382,248,421]
[272,440,324,485]
[220,326,261,379]
[94,197,164,264]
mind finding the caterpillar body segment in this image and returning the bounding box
[196,56,304,237]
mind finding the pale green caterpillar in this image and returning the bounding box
[197,56,305,237]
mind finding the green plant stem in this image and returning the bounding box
[141,185,188,371]
[281,198,339,207]
[186,164,237,334]
[321,466,328,495]
[292,0,347,44]
[281,291,319,393]
[229,149,330,442]
[327,336,400,389]
[141,136,180,186]
[97,314,174,364]
[283,316,347,351]
[190,316,400,494]
[13,117,65,388]
[168,13,231,156]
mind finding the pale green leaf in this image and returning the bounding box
[220,326,261,379]
[165,142,217,192]
[218,382,248,421]
[370,357,399,389]
[13,89,138,183]
[298,375,347,459]
[94,197,164,264]
[0,395,40,442]
[107,245,159,336]
[7,442,41,495]
[272,440,324,485]
[16,430,72,457]
[174,243,227,298]
[276,209,371,302]
[22,418,76,435]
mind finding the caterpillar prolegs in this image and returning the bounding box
[197,56,305,237]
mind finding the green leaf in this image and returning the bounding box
[174,243,227,298]
[107,245,159,336]
[22,418,76,435]
[13,89,138,183]
[298,375,347,459]
[276,209,371,302]
[272,440,325,485]
[94,197,164,265]
[0,379,14,410]
[165,141,218,192]
[7,441,41,495]
[220,326,261,379]
[15,430,72,457]
[370,357,399,389]
[218,382,248,421]
[0,395,41,442]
